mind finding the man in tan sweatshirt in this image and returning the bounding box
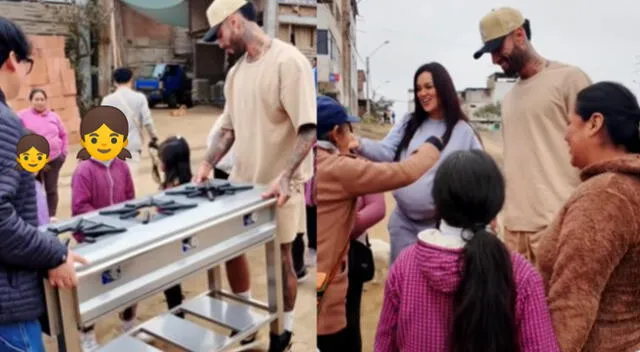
[473,7,591,263]
[315,96,444,349]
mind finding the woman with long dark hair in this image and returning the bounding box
[352,62,482,263]
[538,82,640,352]
[375,150,559,352]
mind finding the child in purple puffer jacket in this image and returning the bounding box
[35,177,49,226]
[71,150,135,352]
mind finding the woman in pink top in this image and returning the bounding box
[18,88,68,218]
[375,150,559,352]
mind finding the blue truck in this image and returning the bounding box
[134,63,193,108]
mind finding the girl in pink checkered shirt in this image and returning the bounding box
[375,150,560,352]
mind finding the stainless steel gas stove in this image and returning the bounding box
[42,179,282,352]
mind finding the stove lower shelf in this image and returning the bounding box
[96,334,161,351]
[98,295,272,352]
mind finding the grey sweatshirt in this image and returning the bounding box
[358,113,483,221]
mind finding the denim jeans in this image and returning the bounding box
[0,320,45,352]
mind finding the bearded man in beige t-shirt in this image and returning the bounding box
[473,7,592,265]
[194,1,316,351]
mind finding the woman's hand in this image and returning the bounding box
[348,135,360,151]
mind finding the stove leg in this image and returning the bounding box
[57,288,82,352]
[207,265,222,298]
[266,237,284,335]
[56,333,67,352]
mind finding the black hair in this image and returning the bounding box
[575,81,640,153]
[522,19,532,40]
[113,67,133,84]
[395,62,475,161]
[432,150,518,352]
[0,16,31,66]
[158,136,192,189]
[238,1,257,22]
[29,88,47,100]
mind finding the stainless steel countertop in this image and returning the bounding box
[40,181,275,267]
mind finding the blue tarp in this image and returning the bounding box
[120,0,189,28]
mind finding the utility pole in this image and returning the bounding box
[365,40,390,115]
[634,55,640,92]
[366,56,370,115]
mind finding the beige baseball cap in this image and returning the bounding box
[201,0,256,43]
[473,7,529,59]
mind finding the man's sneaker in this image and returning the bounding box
[296,267,308,283]
[268,331,293,352]
[80,330,100,352]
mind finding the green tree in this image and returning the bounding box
[473,101,502,118]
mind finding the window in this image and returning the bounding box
[317,29,328,55]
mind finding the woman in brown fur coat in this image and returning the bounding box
[537,81,640,352]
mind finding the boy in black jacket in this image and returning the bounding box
[0,16,86,351]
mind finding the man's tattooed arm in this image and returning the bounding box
[280,124,317,190]
[204,128,235,167]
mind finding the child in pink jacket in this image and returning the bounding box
[71,154,135,351]
[375,150,559,352]
[35,177,49,226]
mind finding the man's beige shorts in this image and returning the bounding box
[503,227,546,265]
[275,185,306,244]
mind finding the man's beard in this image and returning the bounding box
[503,48,528,77]
[226,40,246,66]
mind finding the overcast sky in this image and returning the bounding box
[355,0,640,117]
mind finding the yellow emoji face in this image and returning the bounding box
[17,146,49,174]
[80,124,128,162]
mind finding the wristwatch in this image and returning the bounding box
[426,136,444,151]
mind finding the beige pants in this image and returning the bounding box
[503,227,546,265]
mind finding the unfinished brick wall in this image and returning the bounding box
[7,35,81,145]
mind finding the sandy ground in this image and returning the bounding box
[354,123,503,352]
[43,106,316,352]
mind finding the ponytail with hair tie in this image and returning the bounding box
[470,223,486,233]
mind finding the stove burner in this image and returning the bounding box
[99,197,198,223]
[47,218,126,244]
[165,182,253,201]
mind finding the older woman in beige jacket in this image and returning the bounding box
[315,96,444,351]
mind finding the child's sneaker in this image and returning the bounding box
[296,267,308,283]
[121,319,154,343]
[80,330,99,352]
[305,248,316,268]
[229,331,261,351]
[121,319,136,333]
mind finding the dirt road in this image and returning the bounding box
[44,106,316,352]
